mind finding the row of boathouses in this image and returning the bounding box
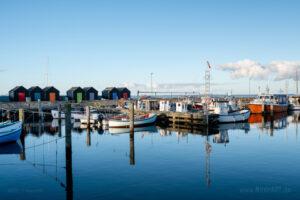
[8,86,131,102]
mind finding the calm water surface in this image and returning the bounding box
[0,112,300,200]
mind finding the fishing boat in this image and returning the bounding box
[0,121,22,144]
[108,113,157,128]
[248,94,288,114]
[0,121,11,128]
[209,100,250,123]
[51,109,101,122]
[288,96,300,110]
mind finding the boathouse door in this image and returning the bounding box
[77,93,83,103]
[89,93,95,101]
[49,93,56,103]
[112,92,118,100]
[18,92,25,102]
[34,93,41,101]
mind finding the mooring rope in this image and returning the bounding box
[25,136,66,150]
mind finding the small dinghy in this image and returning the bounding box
[109,113,157,128]
[0,121,22,144]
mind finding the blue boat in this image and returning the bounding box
[0,121,22,144]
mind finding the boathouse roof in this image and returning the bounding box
[9,86,27,93]
[43,86,59,92]
[28,86,42,92]
[83,87,98,92]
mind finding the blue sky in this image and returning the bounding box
[0,0,299,95]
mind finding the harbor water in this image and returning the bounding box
[0,112,300,200]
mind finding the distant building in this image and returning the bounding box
[67,87,84,103]
[83,87,98,101]
[9,86,28,102]
[28,86,43,101]
[117,87,131,99]
[43,86,60,102]
[102,87,119,100]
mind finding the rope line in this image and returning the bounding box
[25,136,66,150]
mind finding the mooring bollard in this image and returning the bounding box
[129,102,135,135]
[19,109,24,122]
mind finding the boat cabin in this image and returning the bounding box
[176,102,188,113]
[137,99,159,111]
[160,100,171,112]
[257,94,288,105]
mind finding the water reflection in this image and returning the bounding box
[1,112,300,199]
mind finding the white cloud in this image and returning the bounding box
[269,61,300,81]
[219,59,269,80]
[219,59,300,81]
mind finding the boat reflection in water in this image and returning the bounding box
[109,126,157,135]
[0,141,23,155]
[2,115,299,200]
[248,113,288,136]
[213,122,250,145]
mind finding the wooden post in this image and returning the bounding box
[19,131,26,161]
[38,99,43,121]
[65,104,72,135]
[86,106,90,128]
[86,128,91,147]
[7,110,10,121]
[58,104,62,121]
[65,103,73,200]
[270,104,274,116]
[130,102,135,134]
[19,109,24,122]
[262,102,265,114]
[130,133,135,165]
[173,114,176,128]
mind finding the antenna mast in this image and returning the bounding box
[205,61,211,98]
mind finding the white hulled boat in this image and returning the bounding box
[209,100,250,123]
[108,113,157,128]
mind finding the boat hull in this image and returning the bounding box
[248,104,288,114]
[289,104,300,111]
[0,122,22,144]
[109,114,157,128]
[218,110,250,123]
